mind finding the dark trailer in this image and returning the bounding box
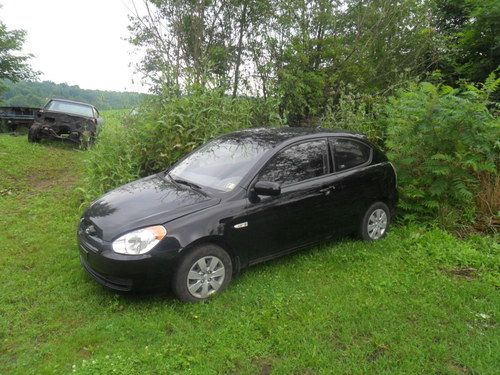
[0,106,39,132]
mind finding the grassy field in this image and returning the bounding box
[0,113,498,374]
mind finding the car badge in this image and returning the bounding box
[85,225,96,235]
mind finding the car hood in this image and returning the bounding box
[84,174,220,241]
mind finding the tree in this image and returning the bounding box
[433,0,500,84]
[127,0,494,126]
[274,0,437,125]
[0,7,38,95]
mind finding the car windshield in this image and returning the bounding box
[169,136,272,192]
[46,101,94,117]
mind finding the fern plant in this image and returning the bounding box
[385,78,499,230]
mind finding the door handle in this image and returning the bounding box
[319,186,336,195]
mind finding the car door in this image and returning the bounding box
[229,138,334,263]
[327,137,375,232]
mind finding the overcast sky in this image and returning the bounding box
[2,0,147,93]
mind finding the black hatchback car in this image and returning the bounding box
[78,128,398,302]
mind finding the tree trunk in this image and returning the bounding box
[232,1,248,98]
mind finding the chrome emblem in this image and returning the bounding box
[233,222,248,229]
[85,225,96,235]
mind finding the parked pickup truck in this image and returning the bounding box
[28,99,103,147]
[0,106,39,132]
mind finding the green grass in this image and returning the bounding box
[0,117,499,374]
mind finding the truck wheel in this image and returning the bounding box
[28,124,41,143]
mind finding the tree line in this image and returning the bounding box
[1,80,148,110]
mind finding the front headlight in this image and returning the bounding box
[112,225,167,255]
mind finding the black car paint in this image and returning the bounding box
[79,128,398,291]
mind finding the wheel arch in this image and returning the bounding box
[178,235,241,276]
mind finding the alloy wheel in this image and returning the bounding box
[367,208,388,240]
[186,256,225,298]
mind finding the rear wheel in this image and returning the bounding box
[360,202,390,241]
[0,119,8,133]
[28,124,41,143]
[172,244,232,302]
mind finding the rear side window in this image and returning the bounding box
[258,139,328,186]
[333,139,371,171]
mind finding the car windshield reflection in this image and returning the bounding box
[169,135,273,192]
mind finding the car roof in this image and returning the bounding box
[220,127,367,148]
[48,98,94,108]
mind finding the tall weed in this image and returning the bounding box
[322,90,386,146]
[81,90,281,203]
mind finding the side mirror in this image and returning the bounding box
[253,181,281,196]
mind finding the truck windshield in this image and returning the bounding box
[46,101,94,117]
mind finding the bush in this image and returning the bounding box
[385,80,499,231]
[322,90,386,146]
[81,89,281,202]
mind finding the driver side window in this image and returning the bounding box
[258,139,328,186]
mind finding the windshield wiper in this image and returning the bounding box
[166,173,208,196]
[173,178,202,190]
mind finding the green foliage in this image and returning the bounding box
[434,0,500,86]
[130,1,440,126]
[385,79,499,228]
[130,1,497,126]
[0,13,38,94]
[275,0,437,125]
[322,89,387,146]
[81,91,281,201]
[1,80,147,109]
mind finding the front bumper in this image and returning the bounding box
[78,227,181,292]
[80,255,134,291]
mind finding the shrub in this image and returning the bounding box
[81,89,281,203]
[322,90,386,146]
[385,80,499,231]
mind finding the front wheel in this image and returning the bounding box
[360,202,391,241]
[172,244,232,302]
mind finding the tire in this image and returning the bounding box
[359,202,391,241]
[28,124,41,143]
[0,119,8,133]
[172,244,232,302]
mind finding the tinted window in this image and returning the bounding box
[333,139,371,171]
[258,140,328,185]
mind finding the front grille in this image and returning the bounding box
[79,218,104,253]
[80,241,98,254]
[79,218,103,238]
